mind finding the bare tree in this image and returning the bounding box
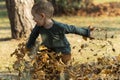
[5,0,35,39]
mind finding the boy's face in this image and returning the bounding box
[32,10,45,26]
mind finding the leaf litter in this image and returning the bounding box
[8,40,120,80]
[0,28,119,80]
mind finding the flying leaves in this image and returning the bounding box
[11,35,119,80]
[11,42,66,80]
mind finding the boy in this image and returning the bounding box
[26,0,94,79]
[26,0,92,64]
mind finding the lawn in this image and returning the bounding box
[0,0,120,72]
[93,0,120,4]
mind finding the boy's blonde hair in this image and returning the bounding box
[32,0,54,18]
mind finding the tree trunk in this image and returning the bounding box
[5,0,35,39]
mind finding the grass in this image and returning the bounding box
[54,16,120,33]
[93,0,120,4]
[0,15,120,71]
[0,1,5,6]
[54,16,120,63]
[0,10,8,18]
[54,16,120,27]
[0,0,120,72]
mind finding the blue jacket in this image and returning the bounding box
[26,20,90,52]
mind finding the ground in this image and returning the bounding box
[0,16,120,72]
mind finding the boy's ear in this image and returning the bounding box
[40,13,45,18]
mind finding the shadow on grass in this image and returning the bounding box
[0,10,8,18]
[0,37,12,42]
[0,26,10,30]
[0,27,10,30]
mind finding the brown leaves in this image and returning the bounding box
[73,55,120,80]
[11,41,120,80]
[38,45,48,51]
[11,42,66,80]
[11,42,28,59]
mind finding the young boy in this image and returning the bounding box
[26,0,93,79]
[26,0,94,64]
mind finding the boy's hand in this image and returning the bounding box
[82,25,95,41]
[88,25,95,40]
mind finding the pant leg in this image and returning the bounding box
[61,54,71,80]
[51,45,71,80]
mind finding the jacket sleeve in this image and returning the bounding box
[26,25,40,49]
[61,23,90,37]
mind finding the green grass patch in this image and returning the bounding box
[0,10,8,18]
[0,1,5,6]
[0,1,8,18]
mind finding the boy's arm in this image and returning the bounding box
[62,24,90,37]
[26,25,40,50]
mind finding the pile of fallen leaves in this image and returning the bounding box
[77,2,120,16]
[71,55,120,80]
[11,41,120,80]
[11,42,66,80]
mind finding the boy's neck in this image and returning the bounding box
[44,19,53,29]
